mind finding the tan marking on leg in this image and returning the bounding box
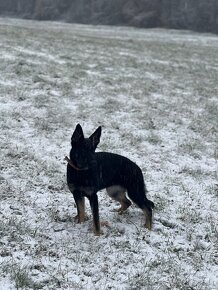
[143,208,152,230]
[106,186,131,214]
[117,197,132,214]
[77,197,85,223]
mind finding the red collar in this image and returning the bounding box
[64,156,89,171]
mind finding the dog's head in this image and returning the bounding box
[69,124,101,170]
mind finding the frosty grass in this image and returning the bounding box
[0,18,217,289]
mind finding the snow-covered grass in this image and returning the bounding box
[0,17,217,289]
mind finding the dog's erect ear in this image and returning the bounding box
[89,126,102,150]
[71,124,84,144]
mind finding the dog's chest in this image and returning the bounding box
[67,166,96,195]
[68,182,95,197]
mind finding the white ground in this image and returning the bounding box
[0,18,217,290]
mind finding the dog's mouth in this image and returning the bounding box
[64,156,89,171]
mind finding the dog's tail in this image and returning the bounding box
[144,185,154,209]
[145,198,155,209]
[142,196,154,230]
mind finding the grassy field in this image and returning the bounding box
[0,18,217,289]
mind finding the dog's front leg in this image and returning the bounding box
[73,190,86,223]
[89,193,101,236]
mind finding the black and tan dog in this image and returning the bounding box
[65,124,154,235]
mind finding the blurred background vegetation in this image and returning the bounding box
[0,0,218,33]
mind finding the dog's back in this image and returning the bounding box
[95,152,145,190]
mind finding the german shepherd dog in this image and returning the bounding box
[66,124,154,235]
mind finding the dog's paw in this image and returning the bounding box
[94,230,104,236]
[74,215,89,223]
[112,207,126,215]
[144,220,152,230]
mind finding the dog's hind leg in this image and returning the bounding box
[106,186,131,214]
[142,206,153,230]
[127,188,154,230]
